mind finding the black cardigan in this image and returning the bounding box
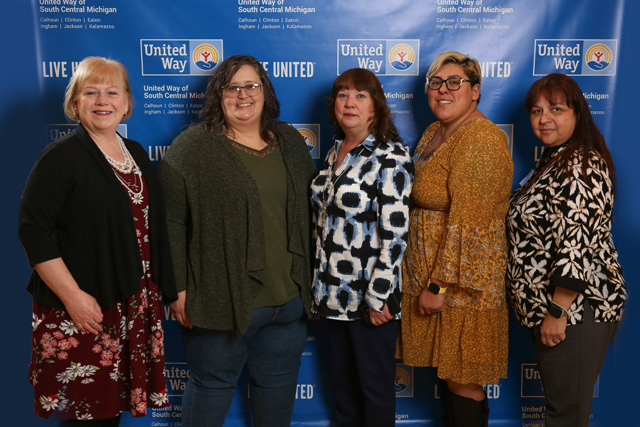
[18,124,177,309]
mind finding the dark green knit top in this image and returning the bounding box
[158,122,317,334]
[232,144,299,308]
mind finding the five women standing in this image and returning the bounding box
[20,51,627,427]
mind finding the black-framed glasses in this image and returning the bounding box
[224,83,263,98]
[427,77,472,91]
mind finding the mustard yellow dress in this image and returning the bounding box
[397,118,513,385]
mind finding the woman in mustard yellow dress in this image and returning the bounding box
[397,51,513,427]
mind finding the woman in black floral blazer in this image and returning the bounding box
[506,73,626,427]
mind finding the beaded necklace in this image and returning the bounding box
[100,135,144,204]
[98,134,135,174]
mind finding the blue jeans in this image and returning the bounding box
[181,296,307,427]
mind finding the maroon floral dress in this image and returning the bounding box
[29,169,169,420]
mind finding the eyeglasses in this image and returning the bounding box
[427,77,472,91]
[224,83,263,98]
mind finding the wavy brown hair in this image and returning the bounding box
[525,73,615,189]
[198,55,280,145]
[327,68,402,144]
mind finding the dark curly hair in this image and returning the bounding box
[198,55,280,145]
[327,68,402,144]
[525,73,615,190]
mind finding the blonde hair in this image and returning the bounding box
[64,56,133,121]
[425,51,482,102]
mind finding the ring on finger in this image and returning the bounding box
[90,320,97,326]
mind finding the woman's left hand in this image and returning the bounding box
[169,290,193,329]
[540,314,567,347]
[369,304,393,326]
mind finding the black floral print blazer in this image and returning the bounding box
[506,144,626,327]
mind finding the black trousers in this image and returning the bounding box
[327,319,398,427]
[532,301,619,427]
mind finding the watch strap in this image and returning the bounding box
[428,282,447,295]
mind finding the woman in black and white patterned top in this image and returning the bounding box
[506,73,626,427]
[310,68,413,427]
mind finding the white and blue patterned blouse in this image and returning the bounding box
[310,134,413,321]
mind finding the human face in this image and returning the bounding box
[427,63,480,125]
[73,80,129,137]
[334,88,375,140]
[222,65,264,131]
[530,95,576,148]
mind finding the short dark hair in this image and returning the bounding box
[525,73,615,188]
[199,55,280,145]
[327,68,402,144]
[426,51,482,104]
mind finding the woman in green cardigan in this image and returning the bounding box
[158,55,317,427]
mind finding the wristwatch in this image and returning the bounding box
[428,282,447,295]
[547,301,569,319]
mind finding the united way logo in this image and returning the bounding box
[521,363,544,398]
[585,43,612,72]
[192,44,219,72]
[293,124,320,159]
[521,363,600,398]
[165,362,189,396]
[337,39,419,76]
[388,43,416,71]
[141,39,223,76]
[394,365,413,397]
[533,39,616,76]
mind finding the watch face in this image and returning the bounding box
[428,282,441,295]
[548,303,565,318]
[547,304,560,318]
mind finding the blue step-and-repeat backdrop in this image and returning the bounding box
[3,0,639,425]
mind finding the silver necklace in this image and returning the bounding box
[113,163,144,204]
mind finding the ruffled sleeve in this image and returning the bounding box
[432,122,513,293]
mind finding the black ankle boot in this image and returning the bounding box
[440,381,489,427]
[439,380,453,427]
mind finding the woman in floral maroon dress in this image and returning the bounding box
[18,56,177,426]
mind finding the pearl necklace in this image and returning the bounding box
[99,134,145,203]
[99,134,135,174]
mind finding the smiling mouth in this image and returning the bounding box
[237,103,252,107]
[437,100,453,104]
